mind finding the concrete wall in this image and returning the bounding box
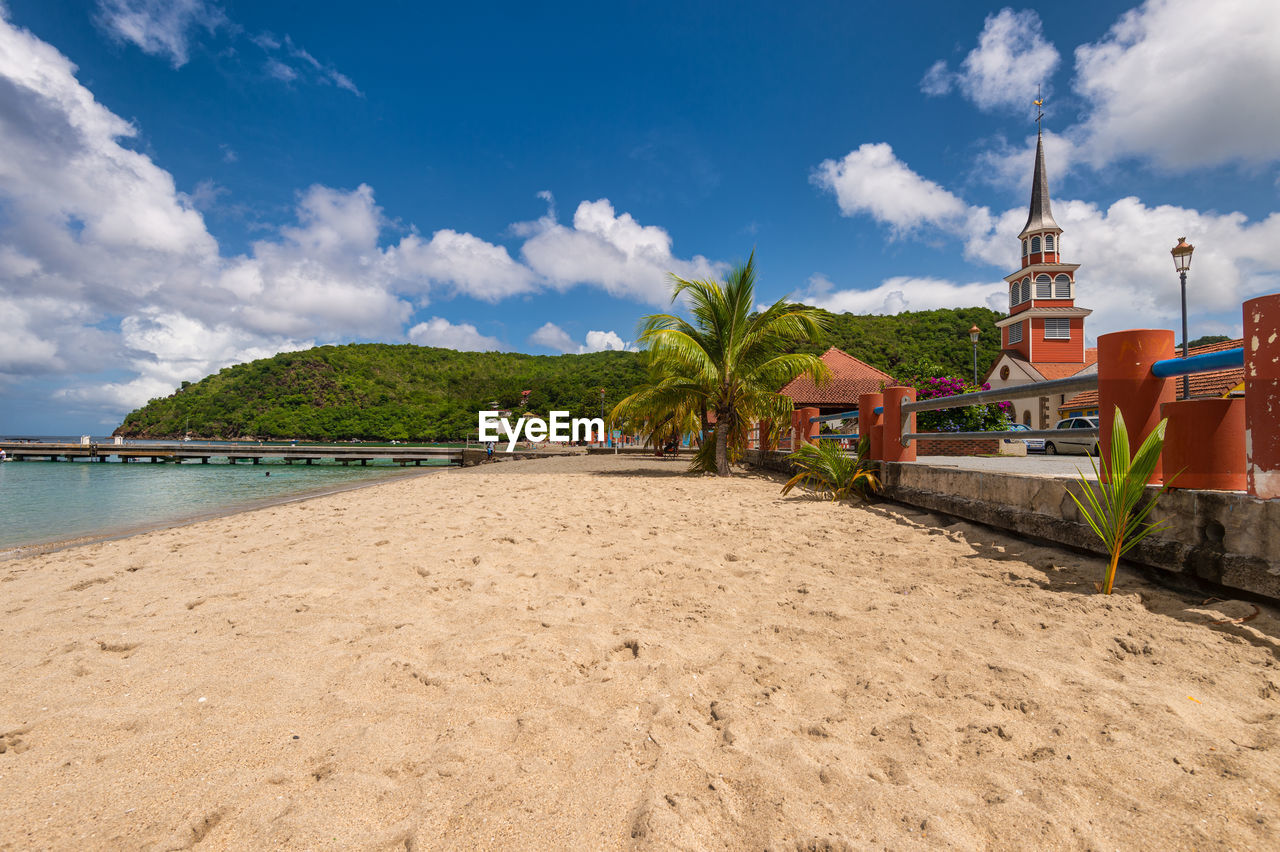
[743,449,1280,601]
[877,462,1280,600]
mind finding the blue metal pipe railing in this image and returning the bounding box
[1150,347,1243,378]
[815,433,859,440]
[810,406,883,424]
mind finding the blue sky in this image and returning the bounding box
[1,0,1278,433]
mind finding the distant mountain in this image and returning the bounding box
[115,306,1010,441]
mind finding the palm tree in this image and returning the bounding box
[630,252,831,476]
[610,352,704,454]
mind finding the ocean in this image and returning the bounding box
[0,439,444,553]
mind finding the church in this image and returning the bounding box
[983,126,1097,429]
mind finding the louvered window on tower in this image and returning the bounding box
[1031,236,1041,253]
[1035,274,1052,299]
[1054,274,1071,298]
[1008,321,1024,344]
[1020,279,1031,303]
[1044,318,1070,339]
[1045,234,1055,252]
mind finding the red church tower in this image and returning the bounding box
[994,128,1091,363]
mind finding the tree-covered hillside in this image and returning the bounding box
[115,306,1011,441]
[115,345,645,441]
[800,305,1007,378]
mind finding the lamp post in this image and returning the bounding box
[1171,237,1195,400]
[969,324,981,386]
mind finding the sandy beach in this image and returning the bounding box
[1,454,1277,850]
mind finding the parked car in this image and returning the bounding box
[1008,422,1045,452]
[1044,416,1100,456]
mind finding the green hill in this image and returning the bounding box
[115,306,1008,441]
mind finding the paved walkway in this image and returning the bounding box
[913,453,1097,478]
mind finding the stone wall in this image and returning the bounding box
[877,462,1280,600]
[742,449,1280,601]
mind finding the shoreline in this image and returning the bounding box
[0,463,445,562]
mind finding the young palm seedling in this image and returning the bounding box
[781,436,879,502]
[1066,407,1169,595]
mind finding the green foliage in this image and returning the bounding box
[1065,407,1169,595]
[792,305,1007,379]
[1184,334,1230,349]
[115,344,645,442]
[781,437,879,502]
[640,252,831,476]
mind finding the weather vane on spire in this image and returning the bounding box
[1034,84,1045,134]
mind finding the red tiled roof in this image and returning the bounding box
[780,347,895,407]
[998,347,1097,383]
[1060,338,1243,412]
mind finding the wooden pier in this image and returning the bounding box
[0,441,494,467]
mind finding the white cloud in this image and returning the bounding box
[528,321,575,353]
[527,322,634,354]
[93,0,226,68]
[920,8,1059,112]
[519,198,724,305]
[407,317,504,352]
[812,143,983,237]
[582,330,631,352]
[389,229,536,302]
[264,58,298,83]
[801,276,1008,316]
[1070,0,1280,170]
[252,33,364,97]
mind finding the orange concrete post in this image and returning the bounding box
[881,386,916,463]
[871,424,884,462]
[1245,293,1280,499]
[859,392,884,460]
[797,407,820,445]
[1097,329,1175,484]
[1160,399,1246,491]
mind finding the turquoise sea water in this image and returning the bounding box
[0,454,438,552]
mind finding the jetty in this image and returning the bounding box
[0,440,503,467]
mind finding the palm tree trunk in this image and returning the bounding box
[714,411,730,476]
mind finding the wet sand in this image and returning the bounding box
[0,454,1277,850]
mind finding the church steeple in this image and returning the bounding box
[1018,130,1060,239]
[995,101,1091,374]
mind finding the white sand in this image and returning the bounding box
[1,454,1277,850]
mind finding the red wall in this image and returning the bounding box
[1030,318,1084,362]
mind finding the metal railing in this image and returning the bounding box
[897,373,1100,447]
[889,346,1244,448]
[1151,347,1243,378]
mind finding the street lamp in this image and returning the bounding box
[1171,236,1195,400]
[969,324,981,386]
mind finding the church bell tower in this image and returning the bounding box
[994,123,1091,364]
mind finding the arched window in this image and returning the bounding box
[1044,234,1055,252]
[1022,239,1028,257]
[1035,274,1052,299]
[1054,274,1072,298]
[1023,410,1031,426]
[1031,235,1042,254]
[1020,278,1031,303]
[1009,284,1017,310]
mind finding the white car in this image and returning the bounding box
[1044,416,1100,456]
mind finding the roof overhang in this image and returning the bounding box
[1004,263,1081,283]
[995,306,1092,327]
